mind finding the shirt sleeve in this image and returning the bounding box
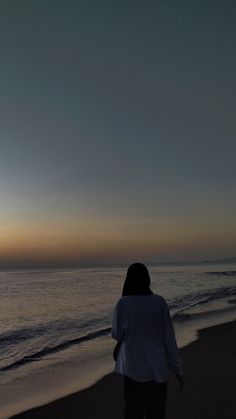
[162,299,184,376]
[111,299,125,342]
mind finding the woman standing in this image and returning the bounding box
[112,263,184,419]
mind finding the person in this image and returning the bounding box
[111,263,184,419]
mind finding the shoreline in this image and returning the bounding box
[9,318,236,419]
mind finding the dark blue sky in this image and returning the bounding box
[0,1,235,266]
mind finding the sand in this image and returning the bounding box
[10,320,236,419]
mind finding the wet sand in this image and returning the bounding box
[10,320,236,419]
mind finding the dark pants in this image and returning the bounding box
[124,376,167,419]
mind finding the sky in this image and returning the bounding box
[0,0,235,268]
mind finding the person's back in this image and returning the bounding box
[112,263,184,419]
[112,293,182,383]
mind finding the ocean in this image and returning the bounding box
[1,262,236,418]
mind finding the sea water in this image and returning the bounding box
[0,263,236,418]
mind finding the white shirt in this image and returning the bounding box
[111,294,183,383]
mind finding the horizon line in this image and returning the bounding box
[0,257,235,271]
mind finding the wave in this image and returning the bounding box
[207,271,236,276]
[173,304,236,322]
[2,284,236,373]
[0,325,48,345]
[169,285,236,311]
[0,326,112,372]
[0,315,110,346]
[170,286,236,322]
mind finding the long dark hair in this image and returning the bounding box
[122,263,153,296]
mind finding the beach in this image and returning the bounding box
[10,319,236,419]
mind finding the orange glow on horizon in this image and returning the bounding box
[0,215,235,268]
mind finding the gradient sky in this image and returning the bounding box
[0,0,235,267]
